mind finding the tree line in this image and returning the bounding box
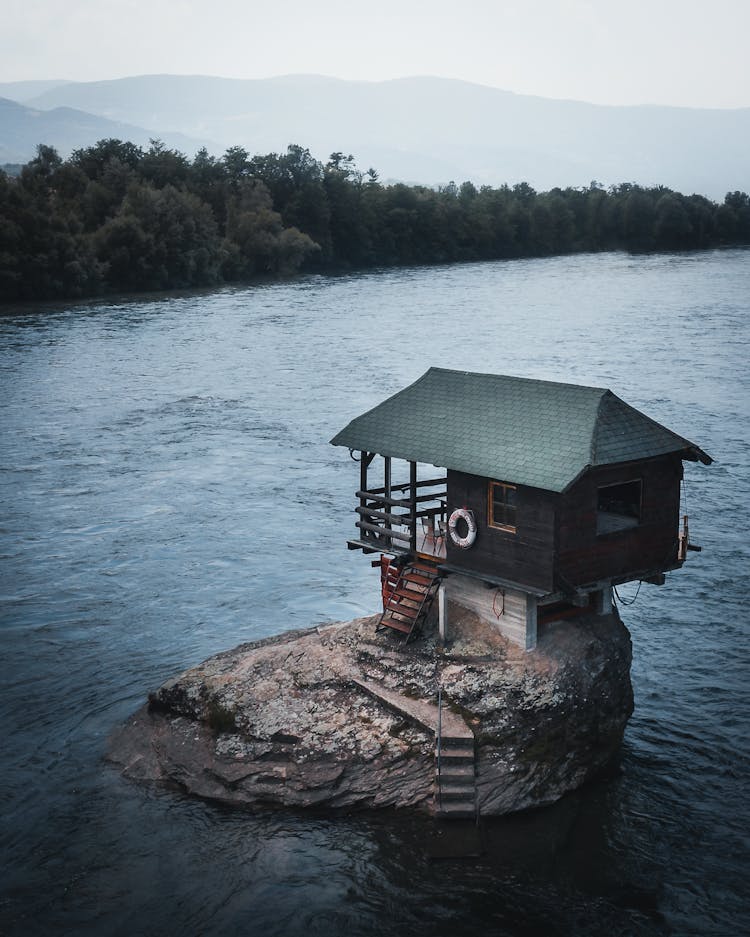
[1,139,749,302]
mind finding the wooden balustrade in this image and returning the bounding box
[353,476,448,554]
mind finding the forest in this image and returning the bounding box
[1,139,749,302]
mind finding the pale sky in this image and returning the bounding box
[3,0,749,108]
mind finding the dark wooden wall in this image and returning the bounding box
[446,470,557,592]
[556,454,683,587]
[445,455,683,595]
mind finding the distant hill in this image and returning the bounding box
[6,74,749,198]
[0,79,72,102]
[0,96,210,165]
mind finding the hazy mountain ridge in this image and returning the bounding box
[0,79,72,102]
[2,74,749,197]
[0,95,210,165]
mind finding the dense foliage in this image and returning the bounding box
[1,140,749,302]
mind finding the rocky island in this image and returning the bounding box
[108,369,714,817]
[108,604,633,817]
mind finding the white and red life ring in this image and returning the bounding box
[448,508,477,549]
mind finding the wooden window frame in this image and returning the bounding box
[596,478,643,536]
[488,480,517,533]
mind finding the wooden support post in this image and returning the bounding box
[384,456,392,539]
[359,451,369,546]
[438,583,447,643]
[409,460,418,552]
[596,584,613,616]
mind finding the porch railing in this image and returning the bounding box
[353,476,447,554]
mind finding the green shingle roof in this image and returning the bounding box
[330,368,711,492]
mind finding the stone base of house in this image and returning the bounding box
[440,574,614,651]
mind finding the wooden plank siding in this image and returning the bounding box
[556,455,683,587]
[445,470,557,593]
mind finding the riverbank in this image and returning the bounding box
[3,140,748,304]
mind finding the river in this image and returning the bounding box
[1,250,748,936]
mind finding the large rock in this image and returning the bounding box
[108,606,633,816]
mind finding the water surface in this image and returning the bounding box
[1,250,749,935]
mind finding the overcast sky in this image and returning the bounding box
[3,0,749,108]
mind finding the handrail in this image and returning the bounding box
[354,505,413,524]
[436,685,443,810]
[363,476,447,496]
[356,478,448,554]
[356,490,447,507]
[355,520,412,542]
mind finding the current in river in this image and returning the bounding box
[1,249,749,936]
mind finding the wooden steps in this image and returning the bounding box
[434,729,477,820]
[351,670,478,821]
[377,556,440,643]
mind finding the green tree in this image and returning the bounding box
[96,182,223,290]
[224,180,319,276]
[653,193,693,248]
[718,191,750,242]
[71,139,143,180]
[250,146,331,253]
[622,189,655,250]
[4,137,750,304]
[324,153,374,266]
[139,139,189,189]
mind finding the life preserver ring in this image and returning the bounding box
[448,508,476,549]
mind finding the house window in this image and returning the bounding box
[597,480,642,534]
[488,481,517,532]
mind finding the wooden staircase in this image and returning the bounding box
[350,673,478,821]
[435,729,477,819]
[377,557,440,643]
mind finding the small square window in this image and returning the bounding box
[597,480,642,534]
[488,481,517,532]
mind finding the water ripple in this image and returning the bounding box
[1,249,748,936]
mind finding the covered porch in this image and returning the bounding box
[347,451,448,560]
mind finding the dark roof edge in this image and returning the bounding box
[329,370,430,448]
[428,366,608,393]
[685,445,713,465]
[598,391,713,467]
[562,449,713,493]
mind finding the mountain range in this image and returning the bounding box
[1,74,748,199]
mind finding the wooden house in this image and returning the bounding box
[331,368,712,650]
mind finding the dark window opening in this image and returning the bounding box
[488,481,517,532]
[597,480,642,534]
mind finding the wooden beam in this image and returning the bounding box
[409,461,418,552]
[346,539,384,555]
[355,506,412,524]
[384,456,391,535]
[359,451,369,496]
[347,538,409,556]
[402,475,447,489]
[358,476,447,496]
[355,490,446,507]
[358,451,372,549]
[355,520,412,542]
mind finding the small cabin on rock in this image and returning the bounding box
[331,368,712,650]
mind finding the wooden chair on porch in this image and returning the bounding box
[420,517,435,554]
[435,519,447,555]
